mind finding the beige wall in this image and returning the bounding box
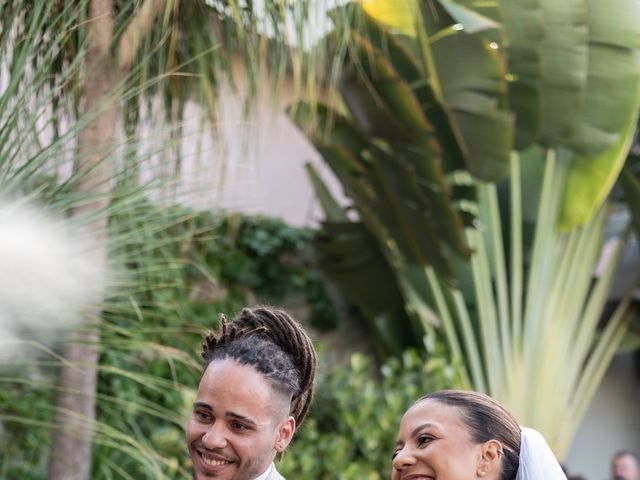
[174,60,346,228]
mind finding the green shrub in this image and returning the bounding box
[279,350,465,480]
[88,206,338,479]
[1,199,460,479]
[0,202,337,480]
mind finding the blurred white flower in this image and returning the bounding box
[0,197,106,359]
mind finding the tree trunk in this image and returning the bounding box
[47,0,168,477]
[47,1,116,479]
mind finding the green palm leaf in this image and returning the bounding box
[499,0,545,149]
[565,0,640,156]
[457,0,546,151]
[538,0,589,147]
[416,0,512,181]
[290,92,470,281]
[332,4,470,175]
[559,112,639,230]
[341,1,511,181]
[305,162,429,358]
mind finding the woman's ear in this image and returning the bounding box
[476,440,504,478]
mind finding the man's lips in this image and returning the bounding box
[195,449,236,471]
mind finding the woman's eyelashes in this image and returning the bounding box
[416,433,434,447]
[391,433,434,460]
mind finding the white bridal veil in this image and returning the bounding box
[515,427,567,480]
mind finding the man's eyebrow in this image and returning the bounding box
[227,411,258,427]
[193,401,212,411]
[192,402,259,427]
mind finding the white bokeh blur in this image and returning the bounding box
[0,197,106,361]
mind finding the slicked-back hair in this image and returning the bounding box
[201,306,317,430]
[418,390,521,480]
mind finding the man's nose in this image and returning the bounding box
[202,422,227,449]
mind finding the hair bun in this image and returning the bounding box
[232,307,317,398]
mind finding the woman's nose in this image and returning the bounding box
[392,448,416,471]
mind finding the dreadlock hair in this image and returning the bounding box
[201,306,317,431]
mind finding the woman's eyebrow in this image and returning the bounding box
[410,422,435,437]
[395,422,437,447]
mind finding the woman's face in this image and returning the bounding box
[392,399,484,480]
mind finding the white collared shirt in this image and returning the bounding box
[254,462,274,480]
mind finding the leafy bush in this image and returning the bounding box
[92,206,338,479]
[279,349,465,480]
[1,197,461,480]
[0,200,336,480]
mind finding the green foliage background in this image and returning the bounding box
[0,195,462,480]
[0,198,337,480]
[280,350,464,480]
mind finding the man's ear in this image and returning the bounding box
[476,440,503,478]
[274,416,296,453]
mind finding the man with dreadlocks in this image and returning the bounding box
[186,306,317,480]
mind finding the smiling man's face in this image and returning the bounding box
[187,359,294,480]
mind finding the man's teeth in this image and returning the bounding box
[202,456,230,466]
